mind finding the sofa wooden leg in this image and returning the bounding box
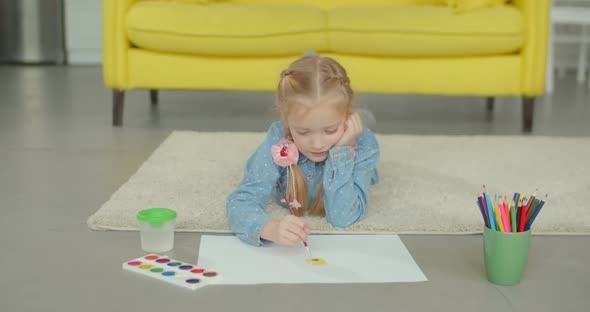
[113,90,125,127]
[486,97,495,112]
[150,89,158,106]
[522,96,534,133]
[484,97,495,121]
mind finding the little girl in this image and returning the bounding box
[226,55,380,246]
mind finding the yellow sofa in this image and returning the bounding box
[103,0,549,131]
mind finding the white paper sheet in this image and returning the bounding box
[197,235,428,284]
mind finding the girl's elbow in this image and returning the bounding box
[325,201,366,228]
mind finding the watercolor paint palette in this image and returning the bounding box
[122,254,222,290]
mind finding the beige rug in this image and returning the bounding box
[87,131,590,235]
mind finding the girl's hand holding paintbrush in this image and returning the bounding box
[261,215,311,246]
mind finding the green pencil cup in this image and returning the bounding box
[483,226,531,286]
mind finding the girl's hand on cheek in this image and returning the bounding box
[335,112,362,147]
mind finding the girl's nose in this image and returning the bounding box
[311,136,323,150]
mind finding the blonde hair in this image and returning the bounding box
[275,55,354,217]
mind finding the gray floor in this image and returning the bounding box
[1,65,589,312]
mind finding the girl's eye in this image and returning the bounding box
[325,129,338,134]
[296,131,308,136]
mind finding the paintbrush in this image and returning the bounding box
[285,203,313,259]
[277,180,313,259]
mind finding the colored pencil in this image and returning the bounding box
[476,188,546,233]
[480,196,490,228]
[493,198,505,232]
[483,186,496,231]
[519,197,528,232]
[503,200,512,232]
[499,201,509,232]
[515,197,523,232]
[479,195,488,228]
[526,194,548,230]
[526,199,540,225]
[524,190,538,221]
[477,197,488,228]
[525,201,544,231]
[513,192,520,208]
[511,200,517,232]
[503,197,511,232]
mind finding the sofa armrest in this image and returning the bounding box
[513,0,550,95]
[103,0,138,89]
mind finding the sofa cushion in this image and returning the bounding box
[126,1,328,56]
[327,5,523,57]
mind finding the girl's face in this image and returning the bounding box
[286,102,347,163]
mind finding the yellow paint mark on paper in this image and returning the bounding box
[305,258,327,265]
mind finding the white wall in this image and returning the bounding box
[64,0,102,64]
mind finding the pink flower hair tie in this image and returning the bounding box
[271,139,301,209]
[271,139,299,167]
